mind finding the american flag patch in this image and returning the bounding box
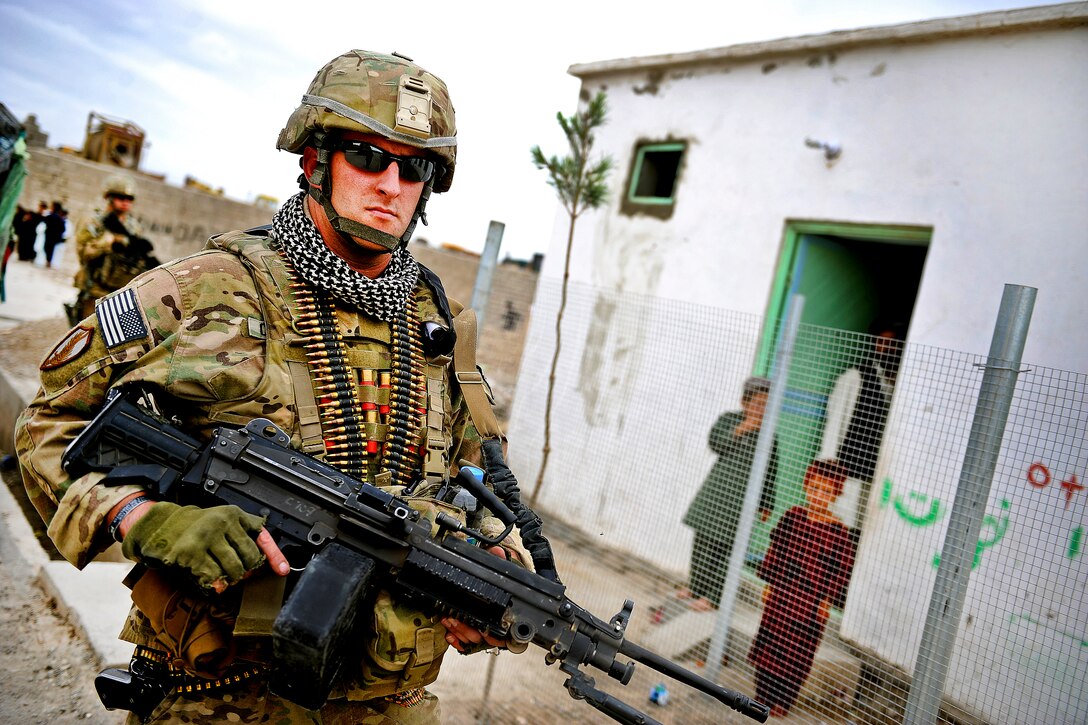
[96,289,149,348]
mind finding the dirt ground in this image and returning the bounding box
[0,465,126,725]
[0,313,125,724]
[0,316,72,378]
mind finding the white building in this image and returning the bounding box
[508,4,1087,722]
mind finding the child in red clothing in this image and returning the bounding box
[749,459,855,718]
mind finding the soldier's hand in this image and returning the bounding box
[111,237,128,253]
[121,502,277,592]
[128,236,153,256]
[441,616,507,653]
[441,545,523,653]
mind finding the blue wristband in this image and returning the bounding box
[108,496,151,543]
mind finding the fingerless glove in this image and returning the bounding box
[122,502,266,591]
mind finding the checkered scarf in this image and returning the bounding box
[270,192,418,322]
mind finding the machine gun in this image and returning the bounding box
[102,213,160,268]
[63,389,769,724]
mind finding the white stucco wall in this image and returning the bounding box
[508,6,1087,721]
[839,347,1087,723]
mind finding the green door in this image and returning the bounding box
[750,226,928,558]
[773,234,882,512]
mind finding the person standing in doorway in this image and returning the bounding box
[819,320,904,536]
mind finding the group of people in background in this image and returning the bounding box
[658,321,904,718]
[11,199,68,267]
[0,174,160,323]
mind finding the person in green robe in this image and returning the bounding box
[679,376,779,611]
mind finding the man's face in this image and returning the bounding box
[874,330,899,356]
[742,391,768,421]
[304,132,427,254]
[107,194,134,215]
[873,330,903,371]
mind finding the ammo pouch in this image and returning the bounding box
[342,589,450,700]
[339,495,464,700]
[129,568,239,678]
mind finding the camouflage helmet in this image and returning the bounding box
[103,175,136,199]
[277,50,457,193]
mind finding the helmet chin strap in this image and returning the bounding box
[305,133,433,253]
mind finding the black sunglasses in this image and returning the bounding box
[334,139,438,184]
[110,194,135,202]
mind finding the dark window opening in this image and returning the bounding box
[629,143,684,204]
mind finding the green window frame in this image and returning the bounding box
[627,143,685,205]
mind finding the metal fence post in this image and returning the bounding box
[472,220,506,723]
[904,283,1037,724]
[705,294,805,681]
[471,221,505,329]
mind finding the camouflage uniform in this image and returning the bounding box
[16,230,509,723]
[72,211,153,320]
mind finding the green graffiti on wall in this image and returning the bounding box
[1069,527,1083,560]
[880,478,945,527]
[932,499,1011,571]
[895,491,944,526]
[880,479,1013,571]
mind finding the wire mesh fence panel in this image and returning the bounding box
[448,280,1086,725]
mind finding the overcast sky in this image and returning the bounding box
[0,0,1031,259]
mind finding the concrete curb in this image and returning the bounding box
[0,380,134,670]
[0,366,37,456]
[0,449,49,574]
[38,560,135,668]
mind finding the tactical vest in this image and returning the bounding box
[205,230,460,489]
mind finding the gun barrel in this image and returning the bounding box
[620,640,770,722]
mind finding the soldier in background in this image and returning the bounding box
[69,175,158,322]
[18,50,534,724]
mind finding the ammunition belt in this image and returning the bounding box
[281,255,428,487]
[134,645,266,697]
[385,687,428,707]
[286,272,369,480]
[384,299,428,487]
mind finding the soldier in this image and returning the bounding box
[17,50,531,723]
[69,175,158,323]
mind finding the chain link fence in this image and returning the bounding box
[444,279,1086,725]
